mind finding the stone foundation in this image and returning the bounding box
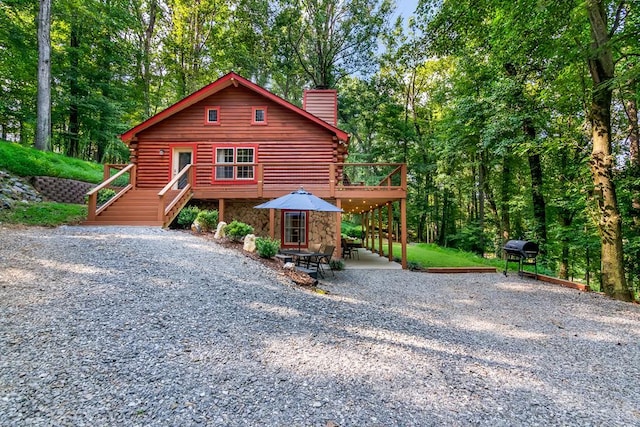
[220,200,337,250]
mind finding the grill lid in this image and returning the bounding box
[503,240,539,258]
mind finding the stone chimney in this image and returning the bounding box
[303,89,337,126]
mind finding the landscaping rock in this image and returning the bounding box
[0,169,43,209]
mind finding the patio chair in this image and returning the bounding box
[341,240,354,259]
[314,245,335,278]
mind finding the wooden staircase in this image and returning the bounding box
[84,163,195,227]
[84,188,182,226]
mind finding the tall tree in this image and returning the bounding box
[35,0,51,151]
[585,0,633,301]
[280,0,392,88]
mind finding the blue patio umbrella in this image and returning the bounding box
[255,187,342,251]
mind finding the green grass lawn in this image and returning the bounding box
[0,141,106,183]
[0,202,87,227]
[379,241,502,269]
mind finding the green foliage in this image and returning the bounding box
[0,202,86,226]
[176,205,200,229]
[255,237,280,258]
[341,220,363,239]
[195,209,219,232]
[97,188,117,205]
[446,222,488,255]
[329,259,345,271]
[225,220,254,242]
[407,261,421,271]
[277,0,393,88]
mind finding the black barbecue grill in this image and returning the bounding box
[503,240,539,278]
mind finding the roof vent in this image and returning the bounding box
[303,89,337,126]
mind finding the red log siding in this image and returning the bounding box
[134,86,338,189]
[303,90,338,126]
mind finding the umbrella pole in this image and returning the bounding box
[298,210,302,252]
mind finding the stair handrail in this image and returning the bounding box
[158,164,193,222]
[86,164,135,221]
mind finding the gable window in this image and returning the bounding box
[251,106,267,125]
[205,106,220,125]
[283,211,307,247]
[214,146,256,181]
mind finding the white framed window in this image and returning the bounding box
[205,106,220,125]
[283,211,307,247]
[251,106,267,125]
[214,146,256,181]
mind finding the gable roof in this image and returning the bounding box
[120,72,350,144]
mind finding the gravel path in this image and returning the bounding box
[1,226,639,426]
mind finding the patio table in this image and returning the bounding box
[279,250,327,277]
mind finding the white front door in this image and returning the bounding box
[172,147,193,189]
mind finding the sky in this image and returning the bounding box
[395,0,420,23]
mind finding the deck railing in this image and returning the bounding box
[158,164,193,226]
[86,164,136,221]
[201,162,406,195]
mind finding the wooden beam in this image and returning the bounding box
[365,211,370,251]
[269,208,275,239]
[377,207,383,257]
[336,199,342,258]
[219,198,225,223]
[401,198,407,269]
[387,202,393,262]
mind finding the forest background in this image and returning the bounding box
[0,0,638,301]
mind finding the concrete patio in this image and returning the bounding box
[342,247,402,270]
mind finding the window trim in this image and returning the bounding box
[212,145,258,184]
[251,106,268,125]
[281,210,308,249]
[204,106,220,125]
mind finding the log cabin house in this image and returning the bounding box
[86,72,407,267]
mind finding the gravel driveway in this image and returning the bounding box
[1,226,639,426]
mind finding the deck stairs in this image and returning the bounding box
[84,188,187,227]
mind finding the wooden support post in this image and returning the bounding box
[87,194,96,221]
[257,163,264,198]
[269,208,275,239]
[377,207,383,257]
[157,193,165,222]
[103,164,110,181]
[336,198,342,258]
[401,197,407,269]
[387,202,393,262]
[130,164,136,187]
[219,199,225,223]
[364,211,370,250]
[329,164,336,197]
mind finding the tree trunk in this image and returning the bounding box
[500,156,511,249]
[142,0,158,118]
[67,20,80,158]
[586,0,632,301]
[35,0,51,151]
[478,152,485,253]
[524,119,547,248]
[627,83,639,226]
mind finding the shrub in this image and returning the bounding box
[256,237,280,258]
[97,188,117,205]
[225,220,254,241]
[195,209,219,231]
[407,261,422,271]
[329,259,345,271]
[176,205,200,229]
[341,221,363,239]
